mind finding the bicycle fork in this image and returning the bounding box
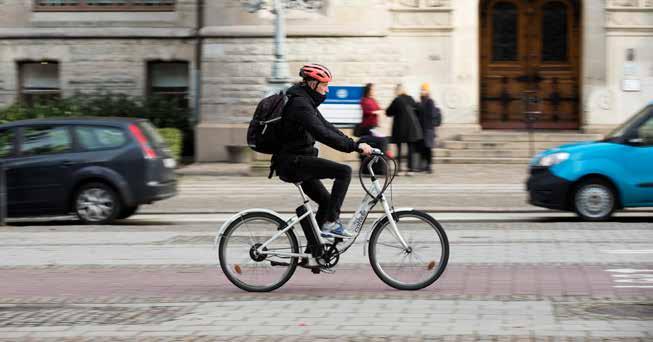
[376,182,411,251]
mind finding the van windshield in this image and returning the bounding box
[605,105,651,139]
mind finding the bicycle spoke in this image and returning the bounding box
[219,214,298,292]
[370,212,448,290]
[375,241,404,250]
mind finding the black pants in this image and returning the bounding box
[277,155,352,226]
[420,143,433,171]
[396,142,417,172]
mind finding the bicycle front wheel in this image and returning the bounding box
[218,212,299,292]
[368,210,449,290]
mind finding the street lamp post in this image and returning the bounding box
[243,0,323,92]
[0,162,6,226]
[269,0,289,86]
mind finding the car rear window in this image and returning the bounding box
[20,126,72,156]
[0,129,15,158]
[77,126,127,151]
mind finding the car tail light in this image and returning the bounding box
[129,124,157,159]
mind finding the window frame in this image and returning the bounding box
[0,128,18,159]
[146,60,190,109]
[540,0,570,63]
[33,0,176,12]
[18,61,62,107]
[490,1,520,62]
[17,125,75,157]
[74,125,129,152]
[633,111,653,147]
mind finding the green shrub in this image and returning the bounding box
[0,92,193,156]
[157,128,183,161]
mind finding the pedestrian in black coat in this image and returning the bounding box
[386,84,422,174]
[417,83,442,173]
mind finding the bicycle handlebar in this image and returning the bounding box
[370,148,384,156]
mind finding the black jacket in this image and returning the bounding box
[386,94,423,143]
[276,84,358,157]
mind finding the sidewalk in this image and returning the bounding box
[176,162,531,184]
[154,163,653,214]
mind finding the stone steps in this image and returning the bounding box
[443,140,579,150]
[434,131,603,164]
[434,157,531,164]
[457,132,603,142]
[434,149,537,158]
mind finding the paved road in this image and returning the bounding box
[0,218,651,341]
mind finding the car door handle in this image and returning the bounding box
[61,160,76,167]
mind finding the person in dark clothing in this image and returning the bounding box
[273,63,372,238]
[417,83,441,173]
[386,84,422,174]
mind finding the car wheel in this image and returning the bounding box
[75,182,122,225]
[118,205,139,220]
[573,179,617,221]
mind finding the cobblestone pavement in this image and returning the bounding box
[0,220,651,340]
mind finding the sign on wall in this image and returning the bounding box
[320,85,364,126]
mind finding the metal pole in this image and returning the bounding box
[266,0,291,95]
[0,162,6,226]
[193,0,204,126]
[270,0,289,82]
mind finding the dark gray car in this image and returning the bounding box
[0,117,177,224]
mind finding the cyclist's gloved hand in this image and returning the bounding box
[358,143,373,156]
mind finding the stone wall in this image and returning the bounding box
[0,0,197,29]
[0,39,195,107]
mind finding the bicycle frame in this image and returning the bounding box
[254,155,410,259]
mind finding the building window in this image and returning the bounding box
[34,0,175,12]
[147,61,189,109]
[19,62,61,107]
[491,2,518,62]
[541,1,568,62]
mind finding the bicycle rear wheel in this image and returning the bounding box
[368,210,449,290]
[218,212,299,292]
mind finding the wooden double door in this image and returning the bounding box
[480,0,581,129]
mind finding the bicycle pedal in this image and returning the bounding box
[320,267,335,274]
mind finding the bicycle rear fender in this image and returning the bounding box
[363,207,414,256]
[214,208,286,248]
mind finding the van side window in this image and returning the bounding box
[0,129,15,158]
[637,115,653,146]
[76,126,127,151]
[20,126,72,156]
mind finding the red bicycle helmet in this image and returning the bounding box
[299,63,333,83]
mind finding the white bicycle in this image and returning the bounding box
[215,149,449,292]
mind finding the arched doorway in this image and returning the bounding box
[480,0,581,129]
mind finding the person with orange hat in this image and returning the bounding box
[417,83,442,173]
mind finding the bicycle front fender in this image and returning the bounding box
[214,208,287,248]
[363,207,414,256]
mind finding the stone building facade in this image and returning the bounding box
[1,0,652,162]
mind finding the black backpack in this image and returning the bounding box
[246,91,289,154]
[432,104,442,127]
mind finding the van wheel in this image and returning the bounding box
[75,182,121,225]
[573,179,616,221]
[118,205,139,220]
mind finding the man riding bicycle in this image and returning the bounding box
[273,63,373,239]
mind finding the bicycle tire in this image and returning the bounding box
[218,212,299,292]
[368,210,449,290]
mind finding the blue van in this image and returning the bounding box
[527,103,653,221]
